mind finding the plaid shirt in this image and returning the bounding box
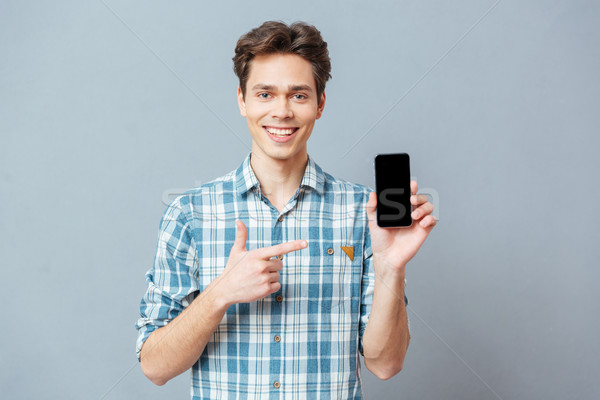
[136,152,407,399]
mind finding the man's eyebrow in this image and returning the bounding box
[289,84,313,92]
[251,83,276,91]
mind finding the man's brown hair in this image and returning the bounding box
[233,21,332,104]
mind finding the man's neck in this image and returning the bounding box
[249,150,308,212]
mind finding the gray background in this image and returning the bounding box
[1,0,598,399]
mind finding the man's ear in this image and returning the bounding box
[316,92,326,120]
[237,86,247,117]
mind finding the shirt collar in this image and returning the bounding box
[235,152,325,196]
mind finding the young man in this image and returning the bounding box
[136,21,436,398]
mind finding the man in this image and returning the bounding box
[136,21,436,398]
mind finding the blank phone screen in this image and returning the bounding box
[375,153,412,227]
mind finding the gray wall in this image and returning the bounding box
[1,0,598,399]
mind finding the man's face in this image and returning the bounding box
[238,53,325,163]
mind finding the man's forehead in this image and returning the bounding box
[245,54,317,91]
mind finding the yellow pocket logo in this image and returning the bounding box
[340,246,354,261]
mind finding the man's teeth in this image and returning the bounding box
[266,127,295,136]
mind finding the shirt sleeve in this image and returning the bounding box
[358,206,409,356]
[135,196,199,361]
[358,226,375,357]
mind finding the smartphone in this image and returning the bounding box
[374,153,412,227]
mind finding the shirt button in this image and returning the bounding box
[327,248,334,255]
[274,381,281,389]
[276,255,283,260]
[274,335,281,342]
[276,295,283,302]
[277,216,284,222]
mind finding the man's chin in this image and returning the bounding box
[252,146,307,164]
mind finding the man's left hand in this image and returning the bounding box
[365,180,437,274]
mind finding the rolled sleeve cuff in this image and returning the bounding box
[135,318,172,361]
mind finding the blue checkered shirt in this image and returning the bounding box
[136,152,407,399]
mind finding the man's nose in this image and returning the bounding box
[272,97,293,119]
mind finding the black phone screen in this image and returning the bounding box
[375,153,412,227]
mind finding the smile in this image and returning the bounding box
[264,126,298,137]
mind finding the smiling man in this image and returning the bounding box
[136,21,436,399]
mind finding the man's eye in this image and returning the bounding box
[293,94,307,100]
[258,93,270,99]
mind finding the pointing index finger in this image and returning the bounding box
[259,240,308,259]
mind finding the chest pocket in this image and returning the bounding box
[305,241,359,311]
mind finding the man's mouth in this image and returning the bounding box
[264,126,298,137]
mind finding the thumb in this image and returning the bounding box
[233,220,248,252]
[366,192,377,225]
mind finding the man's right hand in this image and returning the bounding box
[216,220,307,305]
